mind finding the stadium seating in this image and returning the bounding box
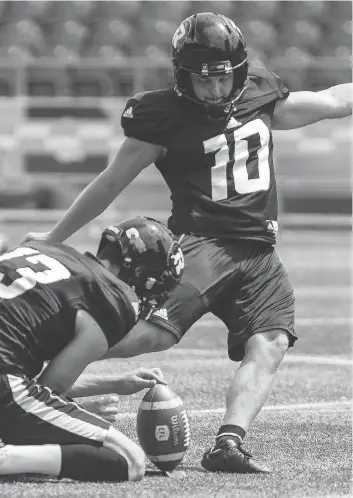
[0,0,349,94]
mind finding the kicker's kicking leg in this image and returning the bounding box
[202,329,289,474]
[222,329,289,429]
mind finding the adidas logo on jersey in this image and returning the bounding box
[122,106,134,118]
[226,117,242,130]
[266,220,278,233]
[152,307,168,321]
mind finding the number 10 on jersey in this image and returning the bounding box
[204,119,271,201]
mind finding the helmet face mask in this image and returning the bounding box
[129,240,183,318]
[97,217,184,319]
[172,12,248,120]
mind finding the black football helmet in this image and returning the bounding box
[172,12,248,120]
[97,216,184,318]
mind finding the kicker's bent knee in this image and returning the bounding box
[269,330,290,358]
[246,330,290,367]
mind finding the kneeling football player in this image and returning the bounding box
[0,216,184,482]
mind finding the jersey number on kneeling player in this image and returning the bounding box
[204,119,271,200]
[0,247,71,299]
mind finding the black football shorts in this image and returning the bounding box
[0,374,110,446]
[149,234,296,361]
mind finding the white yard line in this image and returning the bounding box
[164,350,353,366]
[283,354,352,366]
[187,400,352,416]
[118,400,351,419]
[294,317,352,326]
[191,316,352,328]
[293,286,349,297]
[262,400,351,412]
[279,260,349,270]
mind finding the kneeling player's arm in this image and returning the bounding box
[272,83,352,130]
[37,310,109,394]
[67,365,167,398]
[66,369,120,397]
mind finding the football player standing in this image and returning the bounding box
[23,12,352,473]
[0,216,183,481]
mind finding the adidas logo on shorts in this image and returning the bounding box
[122,106,133,118]
[152,308,168,321]
[266,220,278,233]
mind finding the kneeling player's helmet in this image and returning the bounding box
[97,216,184,318]
[172,12,248,120]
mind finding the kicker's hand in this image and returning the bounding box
[117,367,167,395]
[21,231,52,244]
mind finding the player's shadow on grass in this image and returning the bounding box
[181,465,208,473]
[145,465,205,478]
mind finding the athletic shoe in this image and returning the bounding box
[201,438,272,474]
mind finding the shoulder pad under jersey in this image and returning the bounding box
[240,63,290,106]
[121,88,180,146]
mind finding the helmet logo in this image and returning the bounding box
[126,227,139,239]
[172,19,190,51]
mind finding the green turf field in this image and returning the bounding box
[0,229,351,497]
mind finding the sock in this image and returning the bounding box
[216,424,246,443]
[59,445,129,482]
[0,444,61,476]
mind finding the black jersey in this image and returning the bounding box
[121,64,289,244]
[0,241,139,378]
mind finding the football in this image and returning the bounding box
[137,384,190,472]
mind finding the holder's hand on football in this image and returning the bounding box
[79,394,120,423]
[21,231,52,244]
[118,367,167,395]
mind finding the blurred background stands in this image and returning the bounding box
[0,0,350,96]
[0,1,350,222]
